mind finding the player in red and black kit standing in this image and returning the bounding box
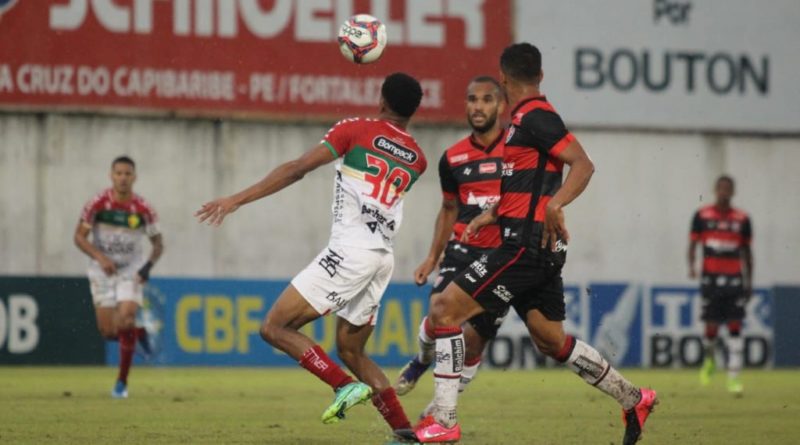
[394,76,506,406]
[688,175,753,395]
[413,43,658,445]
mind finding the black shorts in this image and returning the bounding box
[701,274,747,322]
[452,243,566,322]
[431,242,507,340]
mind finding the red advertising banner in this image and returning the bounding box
[0,0,511,122]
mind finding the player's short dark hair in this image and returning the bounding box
[112,155,136,169]
[381,72,423,118]
[716,174,735,188]
[469,75,505,101]
[500,43,542,84]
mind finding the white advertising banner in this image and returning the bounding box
[514,0,800,132]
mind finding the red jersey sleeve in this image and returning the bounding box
[520,108,575,157]
[80,193,104,227]
[321,118,360,159]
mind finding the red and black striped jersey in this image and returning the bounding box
[496,96,574,248]
[439,132,504,249]
[691,205,752,276]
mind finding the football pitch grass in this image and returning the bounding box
[1,367,798,444]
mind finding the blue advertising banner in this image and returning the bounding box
[488,284,772,369]
[107,277,431,367]
[106,278,774,369]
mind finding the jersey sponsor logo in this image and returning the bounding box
[361,204,396,231]
[318,248,344,278]
[464,273,476,283]
[450,153,469,164]
[325,291,347,309]
[479,254,489,264]
[479,162,497,174]
[463,167,472,176]
[372,136,418,164]
[502,162,515,176]
[492,284,514,303]
[466,191,500,210]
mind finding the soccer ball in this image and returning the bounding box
[337,14,387,64]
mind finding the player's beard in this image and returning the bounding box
[468,112,498,134]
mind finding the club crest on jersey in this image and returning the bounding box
[0,0,18,17]
[128,214,141,229]
[479,162,497,174]
[373,136,417,164]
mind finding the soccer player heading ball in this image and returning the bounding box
[412,43,658,444]
[196,73,425,442]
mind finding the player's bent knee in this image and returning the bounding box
[259,322,280,345]
[429,296,462,327]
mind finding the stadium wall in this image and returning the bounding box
[1,112,798,287]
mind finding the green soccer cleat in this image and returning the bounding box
[699,356,715,386]
[727,376,744,396]
[321,382,372,424]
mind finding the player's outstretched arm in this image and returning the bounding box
[542,139,594,251]
[195,145,335,226]
[414,198,458,285]
[73,221,116,276]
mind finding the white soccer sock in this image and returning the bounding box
[565,338,641,411]
[433,327,464,427]
[458,360,480,393]
[727,335,744,379]
[417,316,435,365]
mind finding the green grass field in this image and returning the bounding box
[1,367,798,444]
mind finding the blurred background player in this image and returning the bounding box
[74,156,164,399]
[195,73,424,441]
[413,43,657,445]
[395,76,506,406]
[688,175,753,395]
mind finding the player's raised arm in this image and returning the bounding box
[195,144,336,226]
[542,138,594,251]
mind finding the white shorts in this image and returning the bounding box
[88,273,143,308]
[291,244,394,326]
